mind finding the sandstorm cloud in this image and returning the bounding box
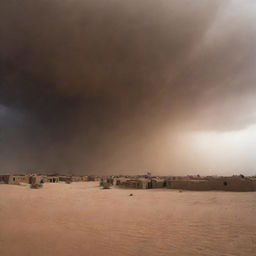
[0,0,256,174]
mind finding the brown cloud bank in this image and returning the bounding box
[0,0,256,174]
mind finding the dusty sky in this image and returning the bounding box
[1,0,256,175]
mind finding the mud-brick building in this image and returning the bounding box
[120,179,148,189]
[209,176,256,191]
[59,175,88,182]
[0,174,43,185]
[29,175,44,185]
[0,174,30,184]
[115,178,166,189]
[81,176,88,181]
[166,176,256,192]
[59,176,70,182]
[12,175,30,184]
[71,176,83,182]
[150,178,166,188]
[100,176,114,185]
[0,175,12,184]
[43,176,59,183]
[88,175,100,181]
[166,179,211,191]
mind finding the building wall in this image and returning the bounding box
[209,178,256,192]
[12,175,30,184]
[71,176,82,182]
[82,176,88,181]
[115,179,143,189]
[43,176,59,183]
[59,176,70,182]
[115,178,161,189]
[151,179,166,188]
[167,180,212,191]
[0,175,43,185]
[0,175,12,184]
[88,176,98,181]
[167,178,256,192]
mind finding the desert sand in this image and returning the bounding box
[0,182,255,256]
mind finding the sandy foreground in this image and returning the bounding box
[0,182,255,256]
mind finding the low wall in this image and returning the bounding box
[167,178,256,192]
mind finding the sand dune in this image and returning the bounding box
[0,182,255,256]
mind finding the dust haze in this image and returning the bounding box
[1,0,256,174]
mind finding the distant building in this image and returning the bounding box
[0,174,43,185]
[58,175,88,182]
[88,175,100,181]
[166,176,256,192]
[43,176,59,183]
[71,176,86,182]
[0,175,12,184]
[114,178,166,189]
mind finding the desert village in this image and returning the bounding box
[1,172,256,192]
[1,172,256,256]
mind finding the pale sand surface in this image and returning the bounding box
[0,182,255,256]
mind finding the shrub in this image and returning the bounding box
[30,183,43,189]
[102,183,111,189]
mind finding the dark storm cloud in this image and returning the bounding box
[1,0,256,173]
